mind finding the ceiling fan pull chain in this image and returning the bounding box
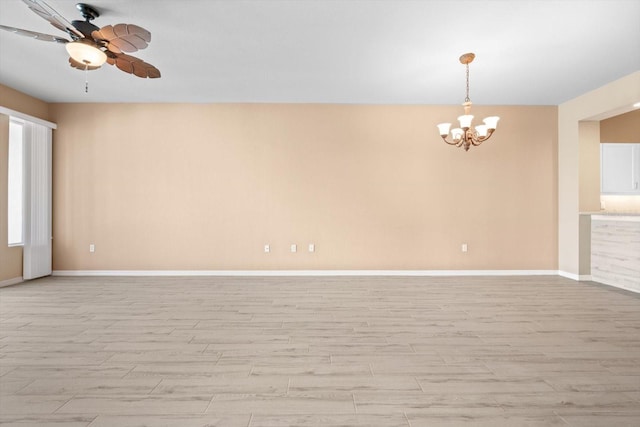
[85,64,89,93]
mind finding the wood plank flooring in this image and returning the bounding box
[1,275,639,426]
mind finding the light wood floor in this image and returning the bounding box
[1,275,639,426]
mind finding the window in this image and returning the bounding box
[8,118,24,246]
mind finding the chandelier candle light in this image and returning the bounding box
[437,53,499,151]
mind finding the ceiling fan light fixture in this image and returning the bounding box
[65,40,106,67]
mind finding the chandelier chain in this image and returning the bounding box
[464,63,470,103]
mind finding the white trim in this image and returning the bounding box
[53,269,559,277]
[558,271,592,281]
[0,106,57,130]
[0,276,23,288]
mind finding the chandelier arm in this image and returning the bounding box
[470,129,496,146]
[465,129,476,145]
[441,136,463,146]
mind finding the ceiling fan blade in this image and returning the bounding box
[20,0,84,39]
[0,24,69,43]
[68,57,100,71]
[106,52,160,79]
[92,24,151,53]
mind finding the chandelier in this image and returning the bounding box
[437,53,499,151]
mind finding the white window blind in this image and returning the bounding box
[7,119,24,246]
[22,121,53,280]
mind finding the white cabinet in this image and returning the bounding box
[601,143,640,194]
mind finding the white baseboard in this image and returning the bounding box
[0,276,23,288]
[558,271,592,281]
[52,269,559,277]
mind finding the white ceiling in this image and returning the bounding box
[0,0,639,105]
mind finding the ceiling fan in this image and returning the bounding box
[0,0,160,79]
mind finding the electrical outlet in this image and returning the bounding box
[264,244,270,253]
[89,244,95,253]
[461,243,468,252]
[308,243,315,253]
[291,244,297,253]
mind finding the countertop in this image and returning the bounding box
[580,212,640,222]
[580,212,640,216]
[590,214,640,222]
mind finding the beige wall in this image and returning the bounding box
[558,71,640,277]
[0,84,50,283]
[50,103,558,271]
[579,121,602,214]
[601,109,640,143]
[0,84,50,121]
